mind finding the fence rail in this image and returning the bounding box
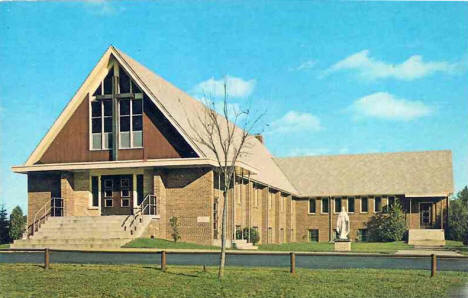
[1,248,468,275]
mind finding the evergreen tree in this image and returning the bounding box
[9,206,26,241]
[0,205,9,244]
[368,202,407,242]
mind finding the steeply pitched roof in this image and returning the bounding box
[114,48,298,194]
[21,46,297,194]
[274,150,453,197]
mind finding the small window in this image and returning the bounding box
[121,178,129,188]
[321,198,329,213]
[348,197,355,213]
[104,198,113,207]
[375,197,382,213]
[91,176,99,207]
[121,189,130,197]
[121,198,130,207]
[309,229,319,242]
[235,225,242,240]
[308,199,316,214]
[361,197,368,212]
[335,198,342,213]
[357,229,368,242]
[104,179,113,189]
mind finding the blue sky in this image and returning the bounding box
[0,1,467,213]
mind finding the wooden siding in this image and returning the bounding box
[38,95,197,164]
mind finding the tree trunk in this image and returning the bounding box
[218,189,228,279]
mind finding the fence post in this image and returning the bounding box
[44,248,50,269]
[161,250,166,272]
[431,254,437,277]
[290,252,296,274]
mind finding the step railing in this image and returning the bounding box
[122,194,158,235]
[28,197,64,238]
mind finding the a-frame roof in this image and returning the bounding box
[21,46,298,195]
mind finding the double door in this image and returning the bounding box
[101,175,133,216]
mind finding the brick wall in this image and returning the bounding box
[27,172,61,227]
[163,168,214,245]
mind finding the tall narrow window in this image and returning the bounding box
[136,175,144,205]
[335,198,342,213]
[321,198,329,213]
[91,99,112,150]
[374,197,382,212]
[361,197,368,212]
[309,199,316,214]
[119,98,143,149]
[348,197,355,213]
[91,176,99,207]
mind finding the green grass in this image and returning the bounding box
[446,241,468,255]
[258,241,411,253]
[123,238,219,250]
[1,264,467,297]
[0,244,10,249]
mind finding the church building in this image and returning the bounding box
[11,46,453,249]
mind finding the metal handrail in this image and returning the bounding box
[122,194,157,235]
[28,197,64,238]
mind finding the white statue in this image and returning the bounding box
[336,206,350,240]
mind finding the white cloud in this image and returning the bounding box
[291,60,317,71]
[83,0,124,16]
[350,92,432,121]
[192,76,256,98]
[324,50,460,80]
[267,111,322,134]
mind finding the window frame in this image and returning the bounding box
[118,96,143,150]
[374,196,382,213]
[309,229,319,242]
[360,197,369,213]
[90,97,112,151]
[334,198,342,213]
[348,197,355,213]
[321,198,329,214]
[308,198,316,214]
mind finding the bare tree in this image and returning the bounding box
[188,82,263,279]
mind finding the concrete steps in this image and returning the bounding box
[11,216,151,249]
[232,239,258,250]
[408,229,446,247]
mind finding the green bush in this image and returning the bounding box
[447,199,468,242]
[235,228,260,244]
[9,206,26,241]
[169,216,181,243]
[368,202,407,242]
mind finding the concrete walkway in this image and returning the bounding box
[395,249,463,256]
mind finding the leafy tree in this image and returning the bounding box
[242,227,260,245]
[447,187,468,242]
[9,206,26,241]
[368,202,407,242]
[0,205,9,244]
[169,216,181,243]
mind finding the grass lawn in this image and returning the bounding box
[258,241,412,253]
[446,241,468,255]
[123,238,219,250]
[0,244,10,249]
[1,264,467,297]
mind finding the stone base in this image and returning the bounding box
[334,240,351,252]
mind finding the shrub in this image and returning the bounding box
[447,199,468,242]
[368,202,407,242]
[235,228,260,244]
[0,205,9,244]
[169,216,181,243]
[9,206,26,241]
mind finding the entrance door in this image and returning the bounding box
[420,203,432,228]
[101,175,133,216]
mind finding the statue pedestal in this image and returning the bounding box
[334,240,351,252]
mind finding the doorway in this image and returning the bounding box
[420,203,433,228]
[101,175,133,216]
